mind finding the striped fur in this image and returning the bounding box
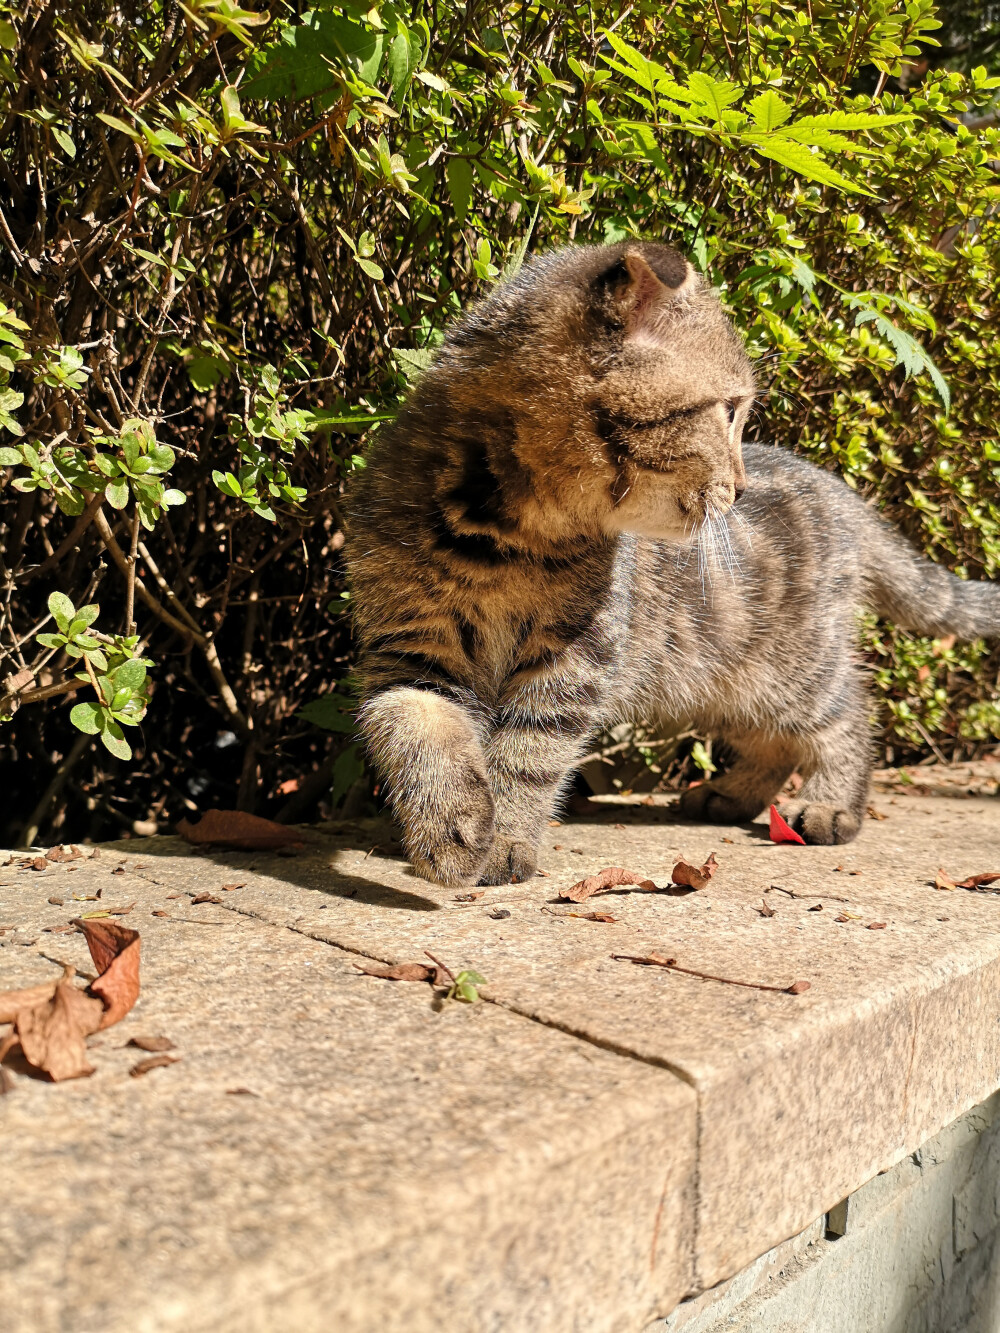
[345,241,1000,885]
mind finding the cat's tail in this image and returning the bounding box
[861,514,1000,639]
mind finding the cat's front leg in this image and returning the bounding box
[359,687,496,886]
[479,714,594,885]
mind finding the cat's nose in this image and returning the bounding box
[733,480,746,500]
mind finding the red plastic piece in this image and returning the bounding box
[769,804,806,845]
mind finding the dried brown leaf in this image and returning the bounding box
[221,883,245,891]
[671,852,719,891]
[176,810,305,850]
[127,1035,175,1052]
[130,1053,180,1077]
[453,891,484,902]
[355,960,437,983]
[934,869,958,890]
[73,918,141,1028]
[957,871,1000,890]
[0,977,60,1024]
[867,922,888,930]
[757,898,776,918]
[560,866,658,902]
[191,892,222,905]
[16,968,105,1081]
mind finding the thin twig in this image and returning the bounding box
[20,491,105,585]
[125,508,140,636]
[612,953,810,995]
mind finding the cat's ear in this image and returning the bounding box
[596,248,694,337]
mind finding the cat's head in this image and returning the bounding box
[441,240,756,546]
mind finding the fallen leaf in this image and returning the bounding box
[130,1054,180,1077]
[45,846,66,862]
[176,810,305,850]
[722,837,734,844]
[867,922,888,930]
[957,871,1000,890]
[354,960,437,983]
[43,924,77,934]
[769,806,806,845]
[866,806,887,821]
[73,917,141,1028]
[488,907,511,920]
[151,909,169,917]
[191,892,222,905]
[15,967,105,1081]
[559,866,658,902]
[221,883,245,891]
[29,857,47,871]
[110,866,126,876]
[834,911,863,923]
[787,981,811,995]
[127,1035,175,1052]
[47,896,64,906]
[226,1086,259,1096]
[807,903,824,912]
[0,977,62,1023]
[553,843,564,850]
[671,852,719,891]
[757,898,775,918]
[577,910,617,923]
[934,869,957,891]
[453,891,484,902]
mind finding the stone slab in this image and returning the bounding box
[77,789,1000,1292]
[655,1090,1000,1333]
[0,857,697,1333]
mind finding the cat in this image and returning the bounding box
[344,240,1000,886]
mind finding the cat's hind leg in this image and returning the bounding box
[360,687,496,886]
[778,696,873,845]
[678,732,798,825]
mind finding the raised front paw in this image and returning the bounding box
[779,801,861,845]
[478,835,538,886]
[403,769,497,886]
[678,783,764,825]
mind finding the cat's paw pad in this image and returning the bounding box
[678,783,760,824]
[781,802,860,845]
[405,774,496,886]
[478,836,537,886]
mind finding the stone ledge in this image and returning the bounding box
[3,785,1000,1329]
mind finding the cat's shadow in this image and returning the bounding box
[112,823,442,913]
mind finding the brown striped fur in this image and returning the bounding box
[345,241,1000,885]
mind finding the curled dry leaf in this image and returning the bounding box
[191,892,222,905]
[17,968,105,1081]
[834,911,863,923]
[867,922,888,930]
[176,809,305,851]
[559,866,658,902]
[74,917,141,1029]
[757,898,776,918]
[769,806,806,845]
[127,1035,175,1052]
[671,852,719,891]
[958,871,1000,891]
[130,1053,180,1077]
[935,869,958,891]
[354,960,438,983]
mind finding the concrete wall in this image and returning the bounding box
[654,1092,1000,1333]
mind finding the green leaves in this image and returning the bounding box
[243,13,384,101]
[852,305,951,412]
[746,89,792,131]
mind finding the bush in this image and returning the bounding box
[0,0,998,844]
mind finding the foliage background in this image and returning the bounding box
[0,0,998,846]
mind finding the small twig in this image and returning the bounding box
[20,491,105,585]
[612,953,810,995]
[125,509,140,636]
[766,884,850,903]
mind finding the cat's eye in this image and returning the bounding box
[723,400,737,424]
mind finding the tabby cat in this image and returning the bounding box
[345,241,1000,886]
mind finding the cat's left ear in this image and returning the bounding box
[621,250,695,335]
